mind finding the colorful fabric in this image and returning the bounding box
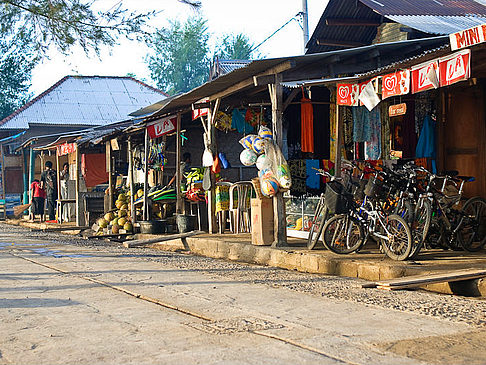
[245,108,262,127]
[381,102,391,160]
[352,106,371,142]
[301,97,314,153]
[215,185,230,213]
[214,111,233,132]
[305,160,320,189]
[289,159,307,196]
[321,160,335,184]
[330,90,337,162]
[231,109,253,134]
[365,107,381,160]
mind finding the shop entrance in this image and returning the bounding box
[443,86,486,198]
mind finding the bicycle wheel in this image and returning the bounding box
[322,214,364,254]
[458,197,486,252]
[408,199,432,260]
[381,214,413,261]
[307,197,328,250]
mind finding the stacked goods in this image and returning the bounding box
[92,193,133,235]
[185,168,206,202]
[239,126,292,198]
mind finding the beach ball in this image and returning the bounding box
[258,168,270,178]
[252,136,265,155]
[240,149,257,166]
[279,175,292,189]
[276,164,289,178]
[256,154,271,171]
[261,176,279,197]
[239,135,257,150]
[259,126,273,140]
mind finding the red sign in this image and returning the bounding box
[411,60,439,94]
[147,116,177,139]
[382,70,410,99]
[192,98,209,120]
[337,83,359,106]
[57,142,76,156]
[439,50,471,87]
[450,24,486,51]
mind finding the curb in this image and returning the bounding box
[146,236,486,297]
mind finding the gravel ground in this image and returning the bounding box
[2,223,486,328]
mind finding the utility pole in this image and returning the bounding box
[302,0,309,53]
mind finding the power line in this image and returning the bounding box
[250,12,303,53]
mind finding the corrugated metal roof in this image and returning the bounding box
[307,0,486,54]
[359,0,486,16]
[0,76,167,130]
[387,15,486,34]
[144,36,447,120]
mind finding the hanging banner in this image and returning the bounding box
[450,24,486,51]
[192,97,209,120]
[382,70,410,99]
[438,49,471,87]
[147,116,177,139]
[411,60,439,94]
[359,79,381,111]
[337,83,359,106]
[57,142,76,156]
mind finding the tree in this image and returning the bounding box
[0,24,37,120]
[217,34,255,60]
[146,17,210,95]
[0,0,201,55]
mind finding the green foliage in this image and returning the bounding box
[0,20,37,120]
[217,34,254,60]
[0,0,201,55]
[146,17,210,95]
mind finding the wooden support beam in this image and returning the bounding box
[128,137,136,224]
[253,74,276,87]
[106,141,113,212]
[175,112,183,214]
[317,39,367,48]
[75,144,83,227]
[283,88,300,112]
[268,74,287,248]
[335,101,343,178]
[142,128,150,221]
[209,61,295,101]
[325,18,381,27]
[192,101,211,110]
[207,99,220,234]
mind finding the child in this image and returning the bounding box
[30,179,46,222]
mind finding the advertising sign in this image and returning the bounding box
[411,60,439,94]
[438,49,471,87]
[147,116,177,139]
[337,83,359,106]
[382,70,410,99]
[450,24,486,51]
[57,142,76,156]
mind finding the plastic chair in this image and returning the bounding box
[229,181,254,234]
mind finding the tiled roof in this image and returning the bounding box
[0,76,167,130]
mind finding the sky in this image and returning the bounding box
[30,0,329,95]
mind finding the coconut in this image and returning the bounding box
[104,212,114,222]
[115,200,123,209]
[98,218,108,228]
[118,193,126,201]
[118,209,128,217]
[111,224,120,234]
[118,217,127,226]
[123,222,133,232]
[121,204,128,211]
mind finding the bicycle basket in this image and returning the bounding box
[364,177,383,199]
[325,181,350,214]
[353,178,367,201]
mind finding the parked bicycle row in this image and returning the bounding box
[307,160,486,261]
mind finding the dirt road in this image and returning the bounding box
[0,224,485,364]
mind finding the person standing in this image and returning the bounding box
[60,162,71,222]
[40,161,58,221]
[30,179,46,222]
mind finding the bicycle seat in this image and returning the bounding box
[440,170,459,177]
[457,175,475,182]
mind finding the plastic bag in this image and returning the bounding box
[257,140,292,196]
[202,149,214,167]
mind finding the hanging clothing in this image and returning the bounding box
[402,99,417,159]
[380,102,391,160]
[231,109,253,134]
[364,107,381,160]
[301,97,314,153]
[352,106,371,142]
[289,159,307,196]
[306,160,320,189]
[415,115,436,159]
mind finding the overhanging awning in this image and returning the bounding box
[281,76,360,88]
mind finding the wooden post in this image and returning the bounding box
[128,137,136,224]
[75,144,83,227]
[175,112,183,214]
[1,145,5,200]
[269,73,287,247]
[106,141,113,211]
[143,128,150,221]
[207,99,220,234]
[334,99,342,177]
